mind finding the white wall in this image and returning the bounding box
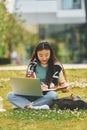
[5,0,86,24]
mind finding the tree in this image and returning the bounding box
[0,2,39,59]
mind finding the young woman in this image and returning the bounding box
[7,41,69,109]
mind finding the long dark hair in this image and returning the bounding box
[30,41,65,87]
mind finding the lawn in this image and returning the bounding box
[0,68,87,130]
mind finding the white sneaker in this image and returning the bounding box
[13,105,19,109]
[0,108,6,112]
[31,105,50,110]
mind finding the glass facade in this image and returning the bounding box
[39,23,87,63]
[61,0,81,10]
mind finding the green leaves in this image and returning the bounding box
[0,2,38,59]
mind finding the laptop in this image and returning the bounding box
[10,77,43,96]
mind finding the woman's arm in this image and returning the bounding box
[41,70,69,92]
[41,84,69,92]
[57,70,69,92]
[25,61,37,78]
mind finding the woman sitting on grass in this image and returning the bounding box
[7,41,69,110]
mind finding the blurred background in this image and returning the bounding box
[0,0,87,65]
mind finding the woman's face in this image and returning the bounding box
[37,49,50,66]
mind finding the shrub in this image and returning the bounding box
[0,58,11,65]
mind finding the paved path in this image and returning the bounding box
[63,64,87,69]
[0,64,87,70]
[0,65,27,70]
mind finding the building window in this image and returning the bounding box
[61,0,81,10]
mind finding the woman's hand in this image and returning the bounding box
[41,83,57,91]
[61,87,69,93]
[41,83,49,91]
[26,72,36,78]
[59,82,69,93]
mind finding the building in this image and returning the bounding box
[5,0,86,24]
[4,0,87,63]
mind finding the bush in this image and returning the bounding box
[0,58,11,65]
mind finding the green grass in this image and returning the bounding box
[0,69,87,130]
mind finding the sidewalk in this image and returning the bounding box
[63,64,87,69]
[0,65,27,70]
[0,64,87,70]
